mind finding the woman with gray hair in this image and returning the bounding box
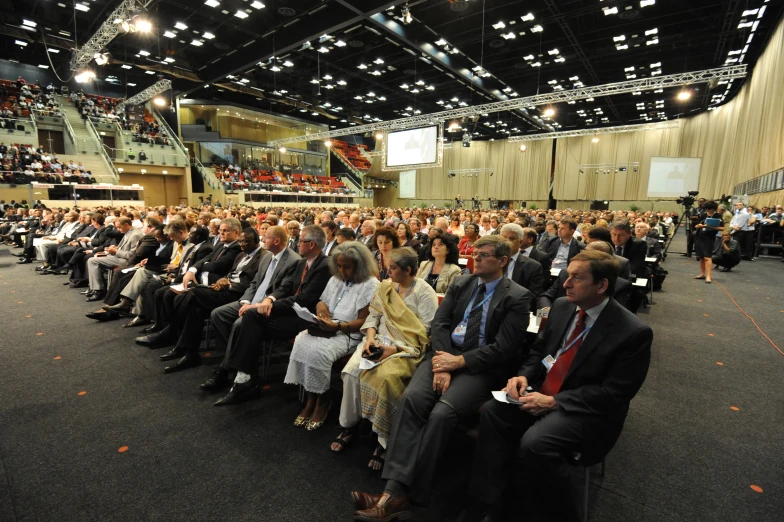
[284,242,380,431]
[331,247,438,470]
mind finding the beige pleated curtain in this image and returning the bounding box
[363,16,784,207]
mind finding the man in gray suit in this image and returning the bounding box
[85,217,143,300]
[200,225,301,391]
[351,235,533,521]
[462,250,652,521]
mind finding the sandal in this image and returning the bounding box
[693,275,706,280]
[330,426,357,452]
[306,400,333,431]
[368,444,386,471]
[294,415,311,427]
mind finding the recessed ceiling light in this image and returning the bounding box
[139,50,150,56]
[251,1,265,8]
[163,31,176,38]
[15,40,27,46]
[203,32,215,39]
[235,10,248,19]
[191,39,203,46]
[74,3,90,12]
[38,64,48,69]
[164,57,175,63]
[145,70,156,74]
[521,13,534,22]
[47,48,60,53]
[205,0,220,6]
[121,64,132,69]
[334,40,346,47]
[128,83,136,86]
[283,60,293,67]
[175,22,188,30]
[531,25,543,33]
[22,19,37,27]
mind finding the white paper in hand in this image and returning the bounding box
[491,388,532,405]
[170,283,189,293]
[293,303,317,323]
[121,266,140,274]
[359,357,380,370]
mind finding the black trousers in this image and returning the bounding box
[152,285,180,326]
[712,254,740,270]
[222,308,309,375]
[171,287,242,355]
[70,252,95,284]
[469,400,606,521]
[55,245,79,267]
[22,232,43,259]
[381,352,499,506]
[102,270,135,305]
[734,230,754,259]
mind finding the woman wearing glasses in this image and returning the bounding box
[416,229,462,293]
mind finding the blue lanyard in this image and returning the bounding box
[556,325,592,358]
[461,288,496,323]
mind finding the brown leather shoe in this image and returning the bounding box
[351,491,382,511]
[353,495,412,521]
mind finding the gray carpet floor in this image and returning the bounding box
[0,231,782,522]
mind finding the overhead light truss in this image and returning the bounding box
[580,162,640,170]
[69,0,153,72]
[270,65,747,147]
[507,122,680,142]
[116,79,172,112]
[448,168,495,176]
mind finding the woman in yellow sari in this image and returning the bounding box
[331,247,438,470]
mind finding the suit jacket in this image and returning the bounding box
[191,241,243,284]
[431,275,532,377]
[527,247,551,273]
[226,248,265,295]
[545,237,586,265]
[536,271,633,311]
[172,242,214,283]
[90,225,123,252]
[116,227,144,261]
[144,241,175,273]
[615,237,648,278]
[271,252,331,314]
[615,255,631,280]
[519,297,652,445]
[644,236,663,263]
[240,247,301,303]
[508,253,545,297]
[536,233,558,251]
[125,233,158,267]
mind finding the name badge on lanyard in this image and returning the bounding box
[541,326,591,372]
[452,288,495,342]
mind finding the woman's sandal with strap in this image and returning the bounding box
[331,426,357,452]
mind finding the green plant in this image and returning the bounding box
[444,202,452,208]
[629,204,640,212]
[529,204,538,210]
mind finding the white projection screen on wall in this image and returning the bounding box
[386,126,438,167]
[398,170,416,198]
[647,157,702,198]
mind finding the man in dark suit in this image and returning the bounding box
[130,225,214,329]
[500,223,544,297]
[211,225,331,406]
[201,225,301,391]
[585,227,631,279]
[545,218,585,273]
[66,216,124,286]
[135,218,242,348]
[352,235,532,521]
[537,241,633,311]
[461,250,652,522]
[159,228,265,373]
[611,220,648,279]
[523,227,551,273]
[321,220,338,255]
[286,220,301,252]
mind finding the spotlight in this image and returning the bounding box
[75,70,96,83]
[153,97,166,107]
[279,146,286,153]
[448,121,460,132]
[519,144,527,152]
[677,90,692,101]
[94,52,109,66]
[324,140,333,148]
[543,107,555,118]
[375,132,384,140]
[402,6,413,24]
[591,135,599,143]
[135,19,152,33]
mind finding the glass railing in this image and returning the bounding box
[106,146,187,166]
[0,117,36,136]
[85,118,119,182]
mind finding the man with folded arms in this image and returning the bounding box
[460,250,652,522]
[158,228,265,373]
[351,235,532,521]
[210,226,330,406]
[200,225,300,392]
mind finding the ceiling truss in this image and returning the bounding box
[269,65,747,146]
[507,122,681,142]
[116,79,172,112]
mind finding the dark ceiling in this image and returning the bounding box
[2,0,781,140]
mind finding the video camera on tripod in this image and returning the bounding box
[676,190,701,208]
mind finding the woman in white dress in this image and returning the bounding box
[285,242,379,431]
[331,248,438,470]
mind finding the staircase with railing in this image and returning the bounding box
[55,95,118,183]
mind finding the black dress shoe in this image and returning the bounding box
[35,265,47,271]
[135,325,174,348]
[123,316,151,328]
[69,281,88,289]
[159,348,184,361]
[16,258,32,264]
[54,268,69,275]
[81,289,94,295]
[200,368,231,391]
[85,291,106,302]
[163,355,201,374]
[213,380,261,406]
[86,310,120,322]
[142,323,162,334]
[103,299,132,313]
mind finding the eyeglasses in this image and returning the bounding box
[472,252,497,261]
[298,239,314,244]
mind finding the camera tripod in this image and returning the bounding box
[662,203,696,260]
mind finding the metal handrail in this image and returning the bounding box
[105,146,186,166]
[85,118,120,182]
[152,107,189,157]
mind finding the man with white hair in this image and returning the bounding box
[634,222,662,263]
[360,219,376,247]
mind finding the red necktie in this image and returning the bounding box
[295,263,309,295]
[540,310,587,396]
